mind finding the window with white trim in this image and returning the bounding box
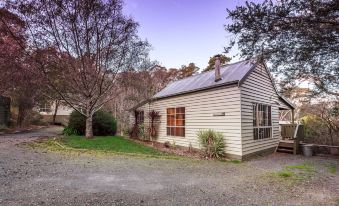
[166,107,185,137]
[39,103,52,113]
[136,110,144,125]
[253,103,272,140]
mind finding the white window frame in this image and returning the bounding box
[253,103,273,140]
[166,107,185,137]
[136,110,144,125]
[39,103,52,113]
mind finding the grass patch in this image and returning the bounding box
[285,163,315,173]
[230,159,242,164]
[63,136,165,155]
[276,170,294,178]
[326,164,337,174]
[32,136,181,159]
[271,162,315,181]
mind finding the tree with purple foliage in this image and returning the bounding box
[4,0,150,138]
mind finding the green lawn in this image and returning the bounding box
[60,135,168,156]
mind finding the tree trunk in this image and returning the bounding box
[329,128,334,146]
[17,104,27,127]
[52,100,60,125]
[85,114,93,139]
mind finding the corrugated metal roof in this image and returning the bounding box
[153,59,255,99]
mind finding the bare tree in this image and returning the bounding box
[300,101,339,145]
[5,0,149,138]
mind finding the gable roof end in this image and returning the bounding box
[278,95,296,109]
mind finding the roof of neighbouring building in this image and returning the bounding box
[153,59,255,99]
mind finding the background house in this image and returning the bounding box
[38,101,73,125]
[131,59,294,160]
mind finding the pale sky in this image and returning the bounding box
[123,0,259,69]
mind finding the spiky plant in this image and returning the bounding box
[197,129,225,158]
[148,110,160,140]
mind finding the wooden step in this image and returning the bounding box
[277,148,293,154]
[278,141,294,148]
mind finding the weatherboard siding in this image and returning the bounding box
[131,62,287,159]
[135,86,243,156]
[240,64,280,156]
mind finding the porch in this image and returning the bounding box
[277,124,305,154]
[277,96,304,154]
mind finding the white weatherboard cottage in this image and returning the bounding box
[131,59,295,160]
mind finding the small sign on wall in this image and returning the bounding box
[213,112,226,116]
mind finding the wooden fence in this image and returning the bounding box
[280,124,305,140]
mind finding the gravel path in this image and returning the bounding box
[0,129,338,205]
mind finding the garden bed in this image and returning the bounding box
[132,138,204,159]
[300,143,339,156]
[313,144,339,156]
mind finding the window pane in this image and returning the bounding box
[171,127,175,136]
[253,128,258,140]
[175,127,184,137]
[176,119,185,126]
[136,111,144,125]
[176,107,185,113]
[258,111,264,126]
[176,114,185,119]
[268,106,272,126]
[139,111,144,124]
[174,128,177,137]
[263,105,267,126]
[253,104,256,126]
[259,128,264,139]
[268,128,272,138]
[167,127,170,136]
[181,127,185,137]
[167,108,175,115]
[167,115,175,126]
[168,127,173,136]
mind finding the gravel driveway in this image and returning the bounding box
[0,129,338,206]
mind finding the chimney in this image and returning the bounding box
[214,55,222,82]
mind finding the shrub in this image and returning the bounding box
[138,123,149,140]
[28,111,48,126]
[123,127,131,137]
[68,110,117,136]
[301,114,339,145]
[130,124,140,138]
[62,126,79,136]
[0,124,8,132]
[197,129,225,159]
[148,110,160,139]
[164,141,170,148]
